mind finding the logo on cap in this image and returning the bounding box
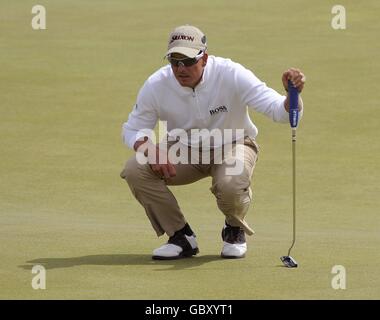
[170,34,195,44]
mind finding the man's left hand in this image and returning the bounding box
[282,68,306,93]
[282,68,306,112]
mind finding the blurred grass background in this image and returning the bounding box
[1,0,379,299]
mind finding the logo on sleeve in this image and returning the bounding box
[209,105,228,116]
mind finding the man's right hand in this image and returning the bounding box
[149,145,176,180]
[134,138,176,180]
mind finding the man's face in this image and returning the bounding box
[169,52,208,88]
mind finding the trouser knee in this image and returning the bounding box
[212,175,251,201]
[120,156,149,185]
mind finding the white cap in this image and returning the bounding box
[166,25,207,58]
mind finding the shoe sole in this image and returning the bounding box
[152,248,199,260]
[221,253,246,259]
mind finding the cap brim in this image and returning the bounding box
[165,47,200,58]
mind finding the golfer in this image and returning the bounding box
[120,25,306,260]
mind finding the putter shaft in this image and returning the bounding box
[287,127,296,256]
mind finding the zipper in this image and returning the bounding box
[192,88,202,118]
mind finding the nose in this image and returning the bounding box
[177,62,186,71]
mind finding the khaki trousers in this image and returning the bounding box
[120,137,259,237]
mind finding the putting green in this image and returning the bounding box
[1,0,379,299]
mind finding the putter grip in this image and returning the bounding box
[288,80,299,128]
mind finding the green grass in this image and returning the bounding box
[1,0,380,299]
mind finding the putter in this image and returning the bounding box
[280,80,299,268]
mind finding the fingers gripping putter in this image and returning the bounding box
[280,80,299,268]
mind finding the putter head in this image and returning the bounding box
[280,256,298,268]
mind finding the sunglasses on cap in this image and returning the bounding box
[167,51,204,67]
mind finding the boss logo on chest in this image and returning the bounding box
[209,105,228,115]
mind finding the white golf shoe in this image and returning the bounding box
[152,224,199,260]
[221,223,247,259]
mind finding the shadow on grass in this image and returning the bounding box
[19,254,223,271]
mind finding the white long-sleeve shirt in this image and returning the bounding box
[122,55,302,149]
